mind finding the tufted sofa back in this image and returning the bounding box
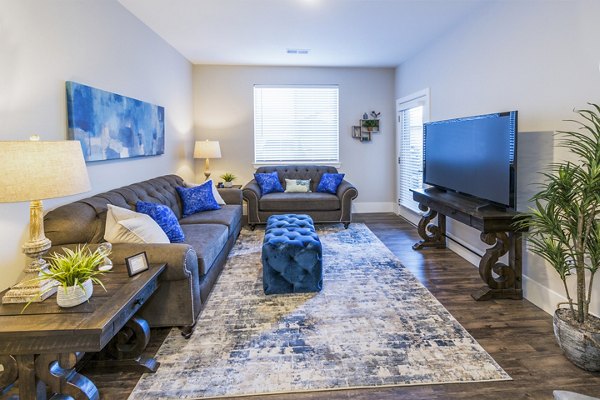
[44,175,185,246]
[255,165,338,192]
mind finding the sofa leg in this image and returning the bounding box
[250,224,256,231]
[180,323,196,339]
[344,223,350,229]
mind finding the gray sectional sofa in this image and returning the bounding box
[243,165,358,229]
[43,175,242,337]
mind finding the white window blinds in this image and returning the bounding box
[254,85,339,163]
[398,98,426,213]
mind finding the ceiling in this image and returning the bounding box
[118,0,490,67]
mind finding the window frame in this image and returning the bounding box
[253,84,340,167]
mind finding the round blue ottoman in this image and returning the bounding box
[262,214,323,295]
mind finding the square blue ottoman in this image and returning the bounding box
[262,214,323,295]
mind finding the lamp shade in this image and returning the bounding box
[194,140,221,159]
[0,141,91,203]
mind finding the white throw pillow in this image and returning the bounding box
[104,204,170,244]
[285,179,311,193]
[184,179,226,205]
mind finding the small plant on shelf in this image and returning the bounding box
[362,120,378,131]
[220,172,237,188]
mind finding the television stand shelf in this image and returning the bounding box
[410,187,528,301]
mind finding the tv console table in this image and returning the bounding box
[411,188,528,301]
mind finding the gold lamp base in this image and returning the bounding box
[2,200,58,304]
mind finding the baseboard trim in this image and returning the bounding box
[353,202,395,213]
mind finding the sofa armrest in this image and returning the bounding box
[47,242,198,282]
[218,188,242,205]
[243,180,262,225]
[337,180,358,223]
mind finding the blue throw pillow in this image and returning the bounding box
[316,173,345,194]
[176,182,221,217]
[254,172,284,195]
[136,201,185,243]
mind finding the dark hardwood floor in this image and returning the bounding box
[5,213,600,399]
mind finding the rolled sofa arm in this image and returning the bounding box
[336,180,359,222]
[243,180,262,225]
[47,242,198,282]
[218,188,242,205]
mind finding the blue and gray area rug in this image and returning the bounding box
[129,224,510,399]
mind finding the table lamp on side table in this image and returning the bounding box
[0,140,91,304]
[194,140,221,181]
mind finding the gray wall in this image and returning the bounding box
[0,0,194,291]
[395,0,600,315]
[193,65,396,211]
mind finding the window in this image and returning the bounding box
[397,90,429,214]
[254,85,339,164]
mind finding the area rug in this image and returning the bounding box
[129,224,510,399]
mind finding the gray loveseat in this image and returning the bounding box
[44,175,242,337]
[243,165,358,229]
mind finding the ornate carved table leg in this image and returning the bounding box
[0,355,19,396]
[35,352,98,400]
[412,203,446,250]
[472,231,523,301]
[93,315,159,373]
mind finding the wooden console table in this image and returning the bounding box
[0,263,165,400]
[411,188,527,301]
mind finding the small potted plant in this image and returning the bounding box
[220,172,237,188]
[362,119,378,132]
[42,245,109,308]
[515,104,600,371]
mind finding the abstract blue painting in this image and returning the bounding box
[66,81,165,162]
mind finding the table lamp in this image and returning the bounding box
[194,140,221,180]
[0,139,91,303]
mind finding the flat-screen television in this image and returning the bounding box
[423,111,518,209]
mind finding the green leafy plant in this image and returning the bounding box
[362,119,378,129]
[42,245,108,292]
[515,104,600,325]
[220,173,236,183]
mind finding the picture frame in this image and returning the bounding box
[125,252,150,277]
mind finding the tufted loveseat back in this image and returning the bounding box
[255,165,338,193]
[44,175,185,246]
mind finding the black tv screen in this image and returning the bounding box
[423,111,517,209]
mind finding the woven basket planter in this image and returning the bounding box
[553,308,600,371]
[56,279,93,308]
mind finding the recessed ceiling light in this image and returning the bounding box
[287,48,310,55]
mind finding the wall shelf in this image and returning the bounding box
[352,119,380,142]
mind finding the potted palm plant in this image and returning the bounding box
[515,104,600,371]
[42,245,109,308]
[220,172,237,188]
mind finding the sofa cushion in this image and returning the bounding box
[181,223,228,276]
[317,173,345,194]
[176,184,221,217]
[255,172,284,195]
[104,204,169,244]
[179,205,242,235]
[259,192,340,211]
[136,201,185,243]
[285,179,311,193]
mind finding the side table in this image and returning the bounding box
[0,263,165,400]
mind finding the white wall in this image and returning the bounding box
[193,65,396,212]
[0,0,194,291]
[395,0,600,315]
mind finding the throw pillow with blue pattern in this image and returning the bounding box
[316,173,345,194]
[176,181,221,217]
[254,172,284,195]
[136,201,185,243]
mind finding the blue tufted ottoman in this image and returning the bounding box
[262,214,323,295]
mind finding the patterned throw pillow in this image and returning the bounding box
[184,179,226,205]
[285,179,311,193]
[176,183,221,217]
[316,173,345,194]
[254,172,284,195]
[136,201,185,243]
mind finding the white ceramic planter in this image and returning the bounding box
[224,181,233,188]
[56,279,93,308]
